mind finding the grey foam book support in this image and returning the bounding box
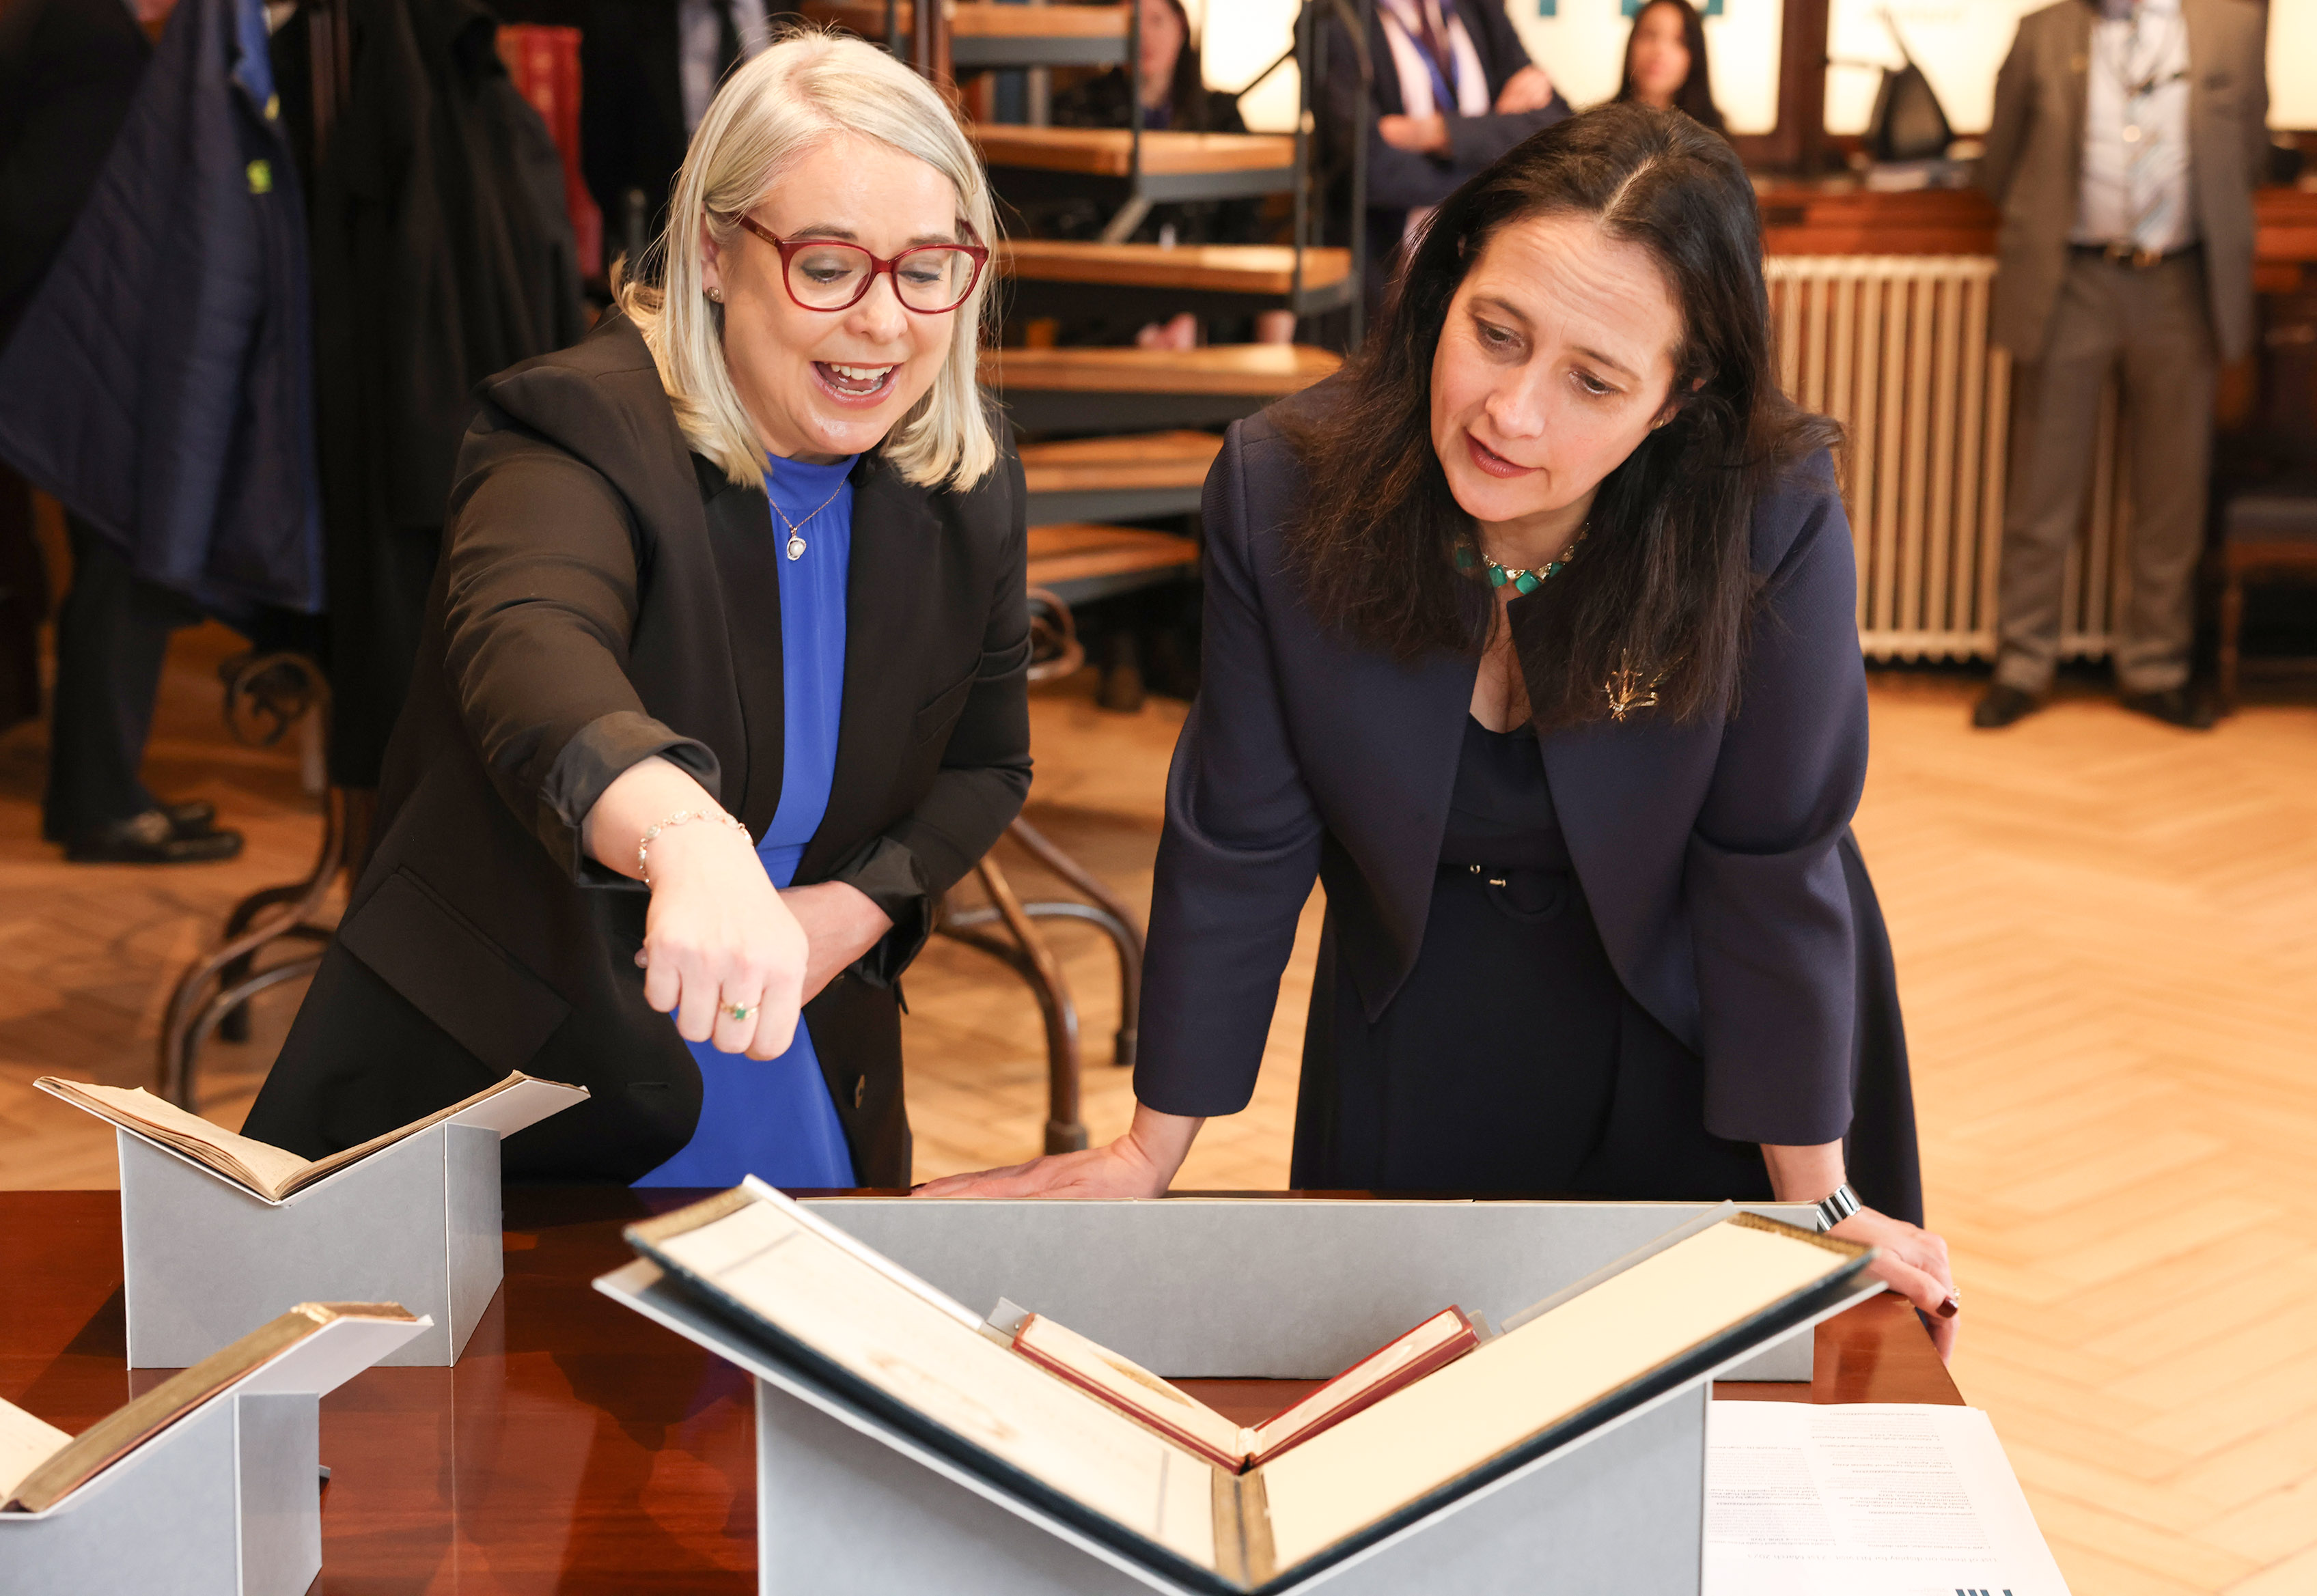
[596,1197,1880,1596]
[108,1080,583,1367]
[0,1311,428,1595]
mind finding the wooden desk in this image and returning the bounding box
[1,1189,1958,1594]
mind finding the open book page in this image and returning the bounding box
[0,1401,72,1504]
[1705,1402,2071,1596]
[2,1302,417,1514]
[1247,1307,1477,1463]
[639,1194,1218,1568]
[1012,1313,1251,1469]
[34,1072,583,1201]
[1258,1218,1864,1569]
[31,1080,311,1199]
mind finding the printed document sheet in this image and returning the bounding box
[1706,1401,2070,1595]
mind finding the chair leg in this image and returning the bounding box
[937,858,1087,1153]
[158,785,345,1109]
[2218,571,2245,715]
[1005,817,1142,1067]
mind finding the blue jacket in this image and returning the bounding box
[0,0,322,617]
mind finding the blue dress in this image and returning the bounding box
[634,453,861,1188]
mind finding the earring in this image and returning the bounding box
[706,287,724,303]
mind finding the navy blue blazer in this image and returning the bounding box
[0,0,322,618]
[1139,403,1880,1159]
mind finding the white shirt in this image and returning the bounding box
[679,0,773,134]
[2072,0,2195,253]
[1376,0,1492,243]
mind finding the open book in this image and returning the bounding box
[610,1183,1874,1594]
[1010,1305,1480,1471]
[34,1072,589,1203]
[0,1302,419,1514]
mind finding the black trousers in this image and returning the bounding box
[41,516,203,839]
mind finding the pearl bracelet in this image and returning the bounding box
[637,807,746,885]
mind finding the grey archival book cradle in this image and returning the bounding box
[596,1198,1881,1596]
[0,1310,428,1595]
[105,1080,581,1367]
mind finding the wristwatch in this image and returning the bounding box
[1811,1184,1861,1233]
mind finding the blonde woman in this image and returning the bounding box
[244,32,1025,1187]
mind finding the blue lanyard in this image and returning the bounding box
[1389,1,1460,113]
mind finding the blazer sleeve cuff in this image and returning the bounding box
[540,709,723,887]
[826,834,934,988]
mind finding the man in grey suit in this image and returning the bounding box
[1974,0,2269,730]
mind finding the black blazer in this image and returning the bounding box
[1139,400,1915,1201]
[244,313,1031,1184]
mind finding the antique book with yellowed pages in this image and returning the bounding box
[33,1072,588,1203]
[0,1302,420,1514]
[1010,1305,1482,1470]
[618,1182,1875,1594]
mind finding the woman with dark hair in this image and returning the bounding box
[1617,0,1725,135]
[1051,0,1236,136]
[927,105,1958,1354]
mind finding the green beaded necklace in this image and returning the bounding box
[1455,526,1586,596]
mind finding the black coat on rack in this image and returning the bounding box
[277,0,587,789]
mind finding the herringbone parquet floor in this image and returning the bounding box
[3,622,2314,1593]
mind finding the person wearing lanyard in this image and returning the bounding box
[1974,0,2269,731]
[242,33,1029,1188]
[1322,0,1572,310]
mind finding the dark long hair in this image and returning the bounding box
[1277,104,1837,729]
[1617,0,1726,137]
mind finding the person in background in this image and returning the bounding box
[1973,0,2268,731]
[1324,0,1572,311]
[1615,0,1725,135]
[568,0,792,255]
[0,0,239,863]
[1052,0,1238,136]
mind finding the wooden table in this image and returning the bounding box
[1,1189,1959,1594]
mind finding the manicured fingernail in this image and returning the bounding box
[1937,1295,1960,1319]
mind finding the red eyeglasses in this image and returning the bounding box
[721,212,988,315]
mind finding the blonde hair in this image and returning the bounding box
[616,29,999,492]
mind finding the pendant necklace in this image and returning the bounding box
[1456,524,1586,596]
[770,479,848,561]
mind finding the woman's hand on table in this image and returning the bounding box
[1762,1140,1958,1360]
[780,880,893,1004]
[1831,1206,1960,1361]
[913,1104,1204,1199]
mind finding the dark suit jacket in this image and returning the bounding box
[244,313,1033,1185]
[0,0,322,618]
[1139,400,1883,1164]
[1981,0,2269,363]
[1323,0,1572,303]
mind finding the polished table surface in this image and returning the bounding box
[1,1189,1961,1594]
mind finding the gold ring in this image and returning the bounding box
[725,1002,755,1021]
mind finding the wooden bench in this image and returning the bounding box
[799,1,1128,67]
[998,240,1357,319]
[985,343,1340,431]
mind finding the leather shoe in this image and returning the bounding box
[2120,686,2217,730]
[64,809,245,864]
[159,799,219,836]
[1971,684,2042,729]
